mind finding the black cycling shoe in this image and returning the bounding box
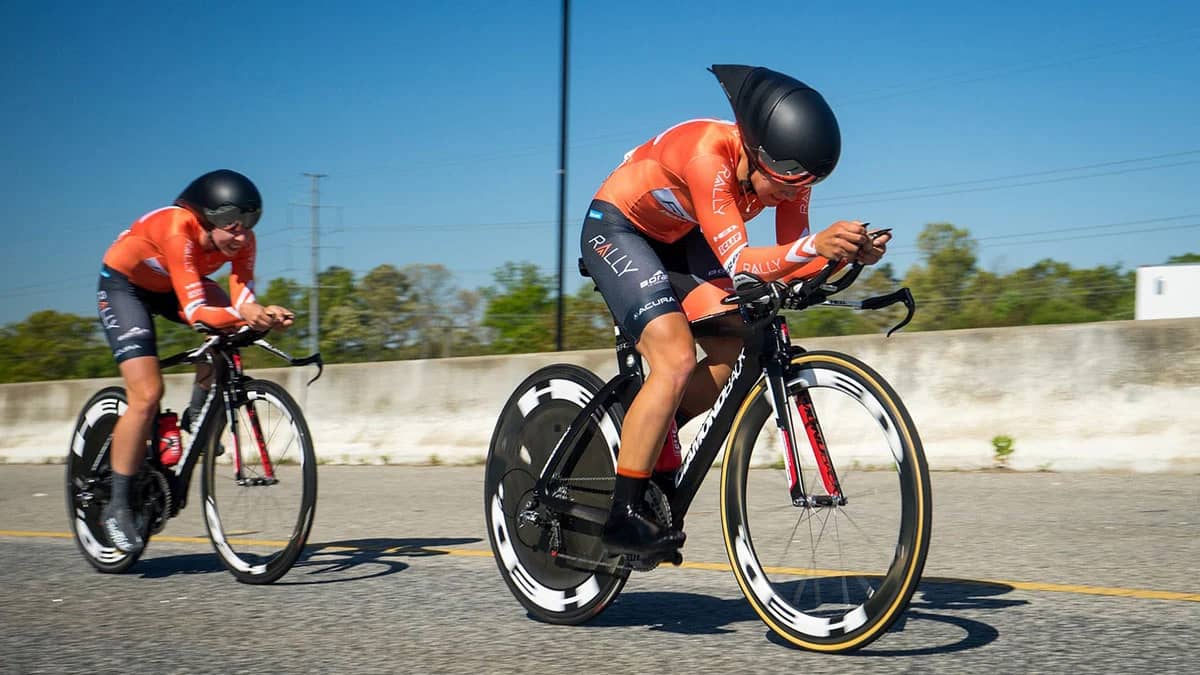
[602,502,686,555]
[100,503,145,554]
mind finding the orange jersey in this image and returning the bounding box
[102,206,256,329]
[594,119,826,282]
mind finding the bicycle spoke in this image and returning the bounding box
[723,352,930,651]
[202,380,316,584]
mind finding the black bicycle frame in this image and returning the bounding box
[533,312,809,528]
[155,330,322,510]
[156,340,242,511]
[534,260,912,530]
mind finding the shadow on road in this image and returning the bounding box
[134,537,482,585]
[588,577,1025,655]
[792,578,1026,656]
[588,591,759,635]
[135,552,226,578]
[275,537,483,586]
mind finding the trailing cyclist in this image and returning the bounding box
[580,64,893,556]
[96,169,295,553]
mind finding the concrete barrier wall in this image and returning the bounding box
[3,318,1198,472]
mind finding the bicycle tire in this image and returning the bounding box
[484,363,629,624]
[65,386,144,573]
[201,378,317,584]
[720,351,931,652]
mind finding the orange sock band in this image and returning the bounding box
[616,466,652,479]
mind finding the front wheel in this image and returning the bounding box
[721,351,931,652]
[201,378,317,584]
[484,364,629,624]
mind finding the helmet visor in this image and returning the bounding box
[752,146,825,186]
[206,203,262,231]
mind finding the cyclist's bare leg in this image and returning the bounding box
[110,356,163,476]
[190,362,215,415]
[603,311,692,554]
[619,312,696,474]
[194,362,214,389]
[184,359,226,430]
[677,333,743,423]
[103,355,161,551]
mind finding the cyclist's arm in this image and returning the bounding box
[772,193,836,282]
[164,234,245,330]
[228,236,294,329]
[227,235,259,312]
[684,155,821,284]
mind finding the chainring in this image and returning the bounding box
[135,468,173,536]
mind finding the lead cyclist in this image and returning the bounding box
[579,64,892,556]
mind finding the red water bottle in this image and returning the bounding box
[158,410,182,467]
[654,420,682,473]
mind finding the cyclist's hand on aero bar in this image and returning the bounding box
[856,228,892,265]
[241,302,295,331]
[263,305,296,329]
[813,220,869,262]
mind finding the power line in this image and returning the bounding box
[839,32,1200,106]
[884,213,1200,254]
[820,150,1200,202]
[819,159,1200,207]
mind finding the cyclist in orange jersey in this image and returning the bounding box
[96,169,295,553]
[581,65,892,556]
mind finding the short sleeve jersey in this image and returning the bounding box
[102,206,256,329]
[594,119,825,282]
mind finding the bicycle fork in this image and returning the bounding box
[226,354,278,486]
[763,324,845,508]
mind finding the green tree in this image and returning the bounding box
[357,264,412,359]
[447,288,488,356]
[903,223,979,331]
[308,266,361,360]
[1167,253,1200,264]
[0,311,113,383]
[562,283,614,350]
[400,263,464,359]
[481,262,556,354]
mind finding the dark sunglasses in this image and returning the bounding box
[751,146,824,187]
[206,203,262,231]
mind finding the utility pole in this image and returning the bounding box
[304,172,327,354]
[555,0,570,351]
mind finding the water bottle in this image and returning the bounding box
[158,410,182,467]
[654,419,682,473]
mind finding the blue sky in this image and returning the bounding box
[1,1,1197,324]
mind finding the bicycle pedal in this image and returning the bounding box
[622,547,683,572]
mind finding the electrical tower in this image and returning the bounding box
[303,172,327,354]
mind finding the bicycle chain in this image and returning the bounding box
[535,480,675,573]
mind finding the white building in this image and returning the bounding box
[1135,263,1200,320]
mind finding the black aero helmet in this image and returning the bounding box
[175,169,263,231]
[710,64,841,185]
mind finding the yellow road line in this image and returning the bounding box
[4,529,1196,602]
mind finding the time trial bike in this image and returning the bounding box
[484,260,930,652]
[66,325,322,584]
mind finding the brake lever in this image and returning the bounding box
[860,288,916,337]
[294,353,325,386]
[251,336,325,385]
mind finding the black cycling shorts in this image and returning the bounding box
[97,265,223,364]
[580,200,736,342]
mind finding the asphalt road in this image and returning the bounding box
[1,465,1196,674]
